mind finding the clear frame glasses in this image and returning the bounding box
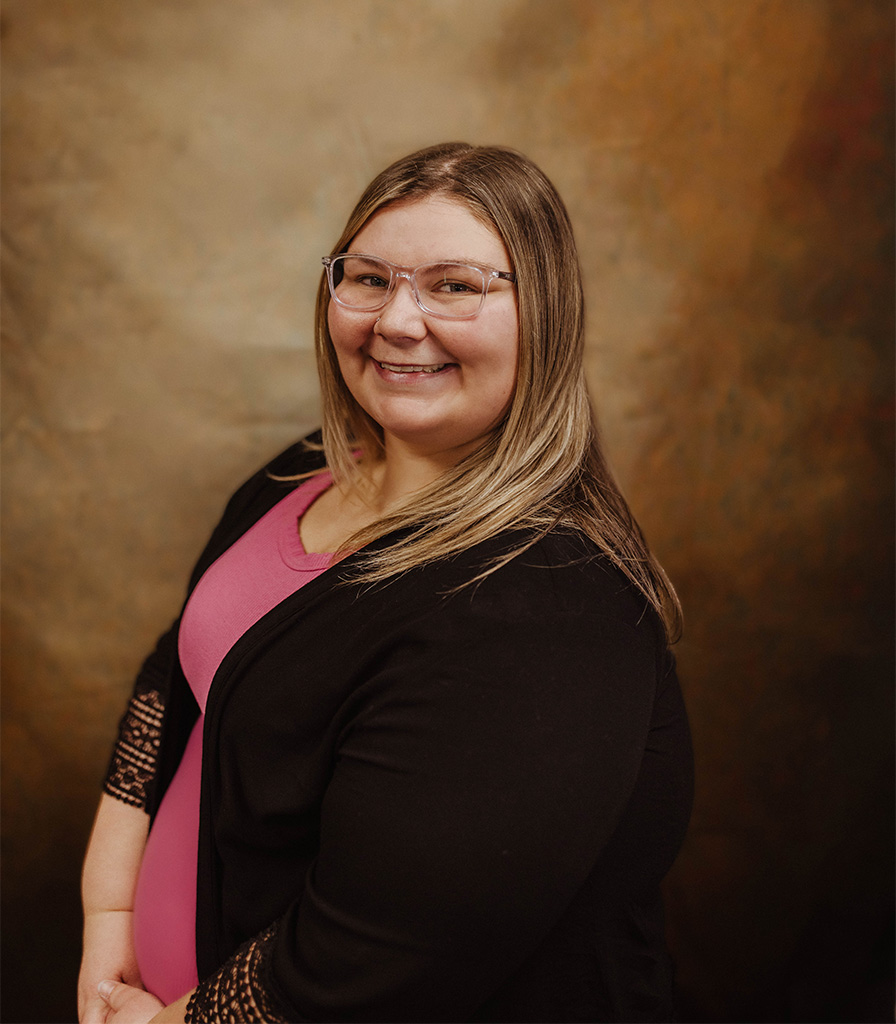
[321,254,516,320]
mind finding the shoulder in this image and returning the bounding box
[450,529,657,635]
[262,432,327,478]
[222,432,326,517]
[351,529,667,713]
[187,433,327,588]
[358,528,665,669]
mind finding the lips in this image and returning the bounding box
[376,359,449,374]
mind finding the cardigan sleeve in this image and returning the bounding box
[102,620,178,810]
[101,437,324,813]
[185,924,288,1023]
[192,553,676,1022]
[100,463,269,812]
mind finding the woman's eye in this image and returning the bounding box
[431,272,484,294]
[436,280,476,293]
[357,274,389,289]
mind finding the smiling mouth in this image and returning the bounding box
[376,360,450,374]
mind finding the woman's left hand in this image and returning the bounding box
[96,980,164,1024]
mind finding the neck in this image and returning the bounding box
[361,436,475,514]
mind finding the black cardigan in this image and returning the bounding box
[105,439,693,1023]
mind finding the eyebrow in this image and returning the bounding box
[345,251,509,272]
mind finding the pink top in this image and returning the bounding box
[133,472,334,1004]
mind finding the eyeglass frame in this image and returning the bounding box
[321,253,516,320]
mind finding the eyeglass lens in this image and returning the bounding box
[330,256,487,317]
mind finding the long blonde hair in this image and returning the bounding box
[313,142,681,641]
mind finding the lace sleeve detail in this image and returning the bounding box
[102,688,165,810]
[185,922,292,1023]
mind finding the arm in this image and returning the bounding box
[78,795,151,1024]
[81,625,174,1023]
[281,614,657,1020]
[187,563,661,1022]
[80,443,319,1022]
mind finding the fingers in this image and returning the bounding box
[80,994,109,1024]
[96,981,163,1024]
[97,981,118,1004]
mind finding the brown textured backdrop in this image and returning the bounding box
[2,2,893,1021]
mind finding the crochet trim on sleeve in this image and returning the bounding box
[102,689,165,810]
[186,923,291,1023]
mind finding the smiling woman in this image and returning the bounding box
[79,143,693,1024]
[327,196,520,468]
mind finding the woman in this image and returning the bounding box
[79,142,693,1023]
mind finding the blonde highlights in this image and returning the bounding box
[312,143,681,640]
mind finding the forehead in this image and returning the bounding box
[349,195,511,269]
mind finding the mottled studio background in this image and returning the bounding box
[2,1,893,1021]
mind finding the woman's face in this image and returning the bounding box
[328,195,519,463]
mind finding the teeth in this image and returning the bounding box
[378,361,446,374]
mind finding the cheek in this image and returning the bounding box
[327,302,369,354]
[327,304,349,355]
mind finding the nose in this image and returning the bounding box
[375,275,428,339]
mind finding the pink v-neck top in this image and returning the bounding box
[133,472,335,1004]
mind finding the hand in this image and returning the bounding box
[96,981,164,1024]
[78,910,145,1024]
